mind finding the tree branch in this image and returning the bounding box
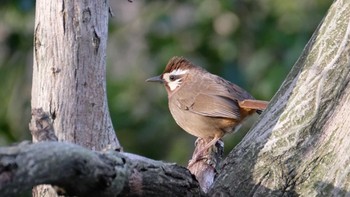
[187,138,224,193]
[0,142,201,197]
[210,0,350,196]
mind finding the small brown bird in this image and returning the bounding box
[146,57,268,164]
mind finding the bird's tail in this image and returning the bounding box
[238,99,269,114]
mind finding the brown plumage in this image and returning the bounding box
[147,56,268,165]
[163,57,196,74]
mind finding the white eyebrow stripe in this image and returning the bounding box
[169,69,188,76]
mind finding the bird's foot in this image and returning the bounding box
[188,153,207,168]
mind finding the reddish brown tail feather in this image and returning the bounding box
[238,99,269,114]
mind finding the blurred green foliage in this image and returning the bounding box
[0,0,332,165]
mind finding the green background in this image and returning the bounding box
[0,0,331,165]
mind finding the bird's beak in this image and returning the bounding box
[146,75,163,83]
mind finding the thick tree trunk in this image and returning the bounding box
[32,0,118,149]
[31,0,119,196]
[211,0,350,196]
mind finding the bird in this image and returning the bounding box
[146,56,268,165]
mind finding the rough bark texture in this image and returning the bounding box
[32,1,119,196]
[210,0,350,196]
[32,0,118,150]
[24,105,201,197]
[0,142,201,197]
[188,138,224,193]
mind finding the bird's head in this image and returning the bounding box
[146,57,197,94]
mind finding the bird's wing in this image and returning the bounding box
[175,73,266,119]
[175,74,241,119]
[209,75,255,101]
[179,93,241,119]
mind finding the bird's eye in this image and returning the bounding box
[169,75,176,81]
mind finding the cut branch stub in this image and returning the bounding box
[188,138,224,193]
[29,108,58,142]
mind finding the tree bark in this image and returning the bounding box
[210,0,350,196]
[0,142,201,197]
[32,0,118,150]
[0,110,201,197]
[187,138,224,193]
[32,0,119,196]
